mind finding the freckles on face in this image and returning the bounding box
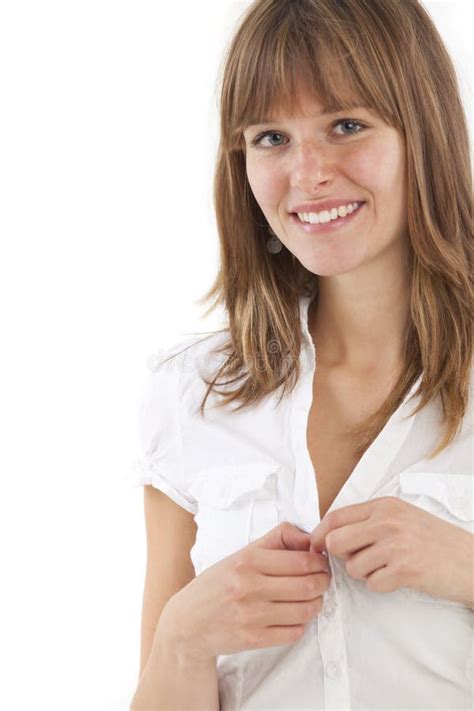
[360,129,409,267]
[244,123,407,251]
[355,128,407,215]
[246,167,282,222]
[244,150,275,210]
[245,154,293,236]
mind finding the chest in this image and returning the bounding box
[306,367,392,519]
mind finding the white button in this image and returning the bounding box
[325,661,340,678]
[322,589,334,611]
[323,600,335,617]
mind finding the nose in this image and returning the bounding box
[290,141,333,193]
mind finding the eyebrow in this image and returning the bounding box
[246,105,369,129]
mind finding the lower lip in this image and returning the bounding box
[290,202,366,235]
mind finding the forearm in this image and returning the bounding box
[452,529,474,611]
[130,619,219,710]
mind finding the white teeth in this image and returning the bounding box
[297,201,362,224]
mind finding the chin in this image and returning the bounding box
[297,253,360,277]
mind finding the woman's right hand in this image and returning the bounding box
[159,521,332,661]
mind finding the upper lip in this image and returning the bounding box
[290,199,365,214]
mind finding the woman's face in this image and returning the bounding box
[243,88,409,277]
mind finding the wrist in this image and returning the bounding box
[155,599,217,668]
[453,529,474,608]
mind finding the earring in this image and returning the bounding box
[266,225,283,254]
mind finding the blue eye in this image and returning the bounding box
[250,131,286,148]
[333,119,365,136]
[250,119,366,150]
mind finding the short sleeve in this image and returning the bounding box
[125,348,198,515]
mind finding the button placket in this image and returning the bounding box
[317,557,351,709]
[322,561,336,617]
[325,660,340,679]
[322,596,335,617]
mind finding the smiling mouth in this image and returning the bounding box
[289,201,367,234]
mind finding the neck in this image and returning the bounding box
[308,253,410,375]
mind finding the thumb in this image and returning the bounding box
[253,521,312,552]
[251,522,329,571]
[309,517,331,555]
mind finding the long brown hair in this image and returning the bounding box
[164,0,472,461]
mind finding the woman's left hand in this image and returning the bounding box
[309,496,474,607]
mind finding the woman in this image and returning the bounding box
[129,1,473,709]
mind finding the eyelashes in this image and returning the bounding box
[249,119,367,150]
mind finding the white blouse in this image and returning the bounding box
[126,291,474,710]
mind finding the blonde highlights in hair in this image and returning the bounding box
[166,0,472,461]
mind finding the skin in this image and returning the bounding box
[243,85,411,375]
[243,88,474,608]
[309,497,474,609]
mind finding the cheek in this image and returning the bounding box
[354,138,405,195]
[246,161,284,207]
[349,146,388,191]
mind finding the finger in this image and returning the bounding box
[310,502,375,553]
[259,594,326,628]
[325,521,377,558]
[365,562,402,593]
[345,544,388,580]
[254,522,312,555]
[250,547,329,576]
[255,570,332,602]
[309,517,332,553]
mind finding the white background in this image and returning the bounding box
[0,1,471,709]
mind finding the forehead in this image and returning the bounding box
[246,103,370,128]
[242,76,369,130]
